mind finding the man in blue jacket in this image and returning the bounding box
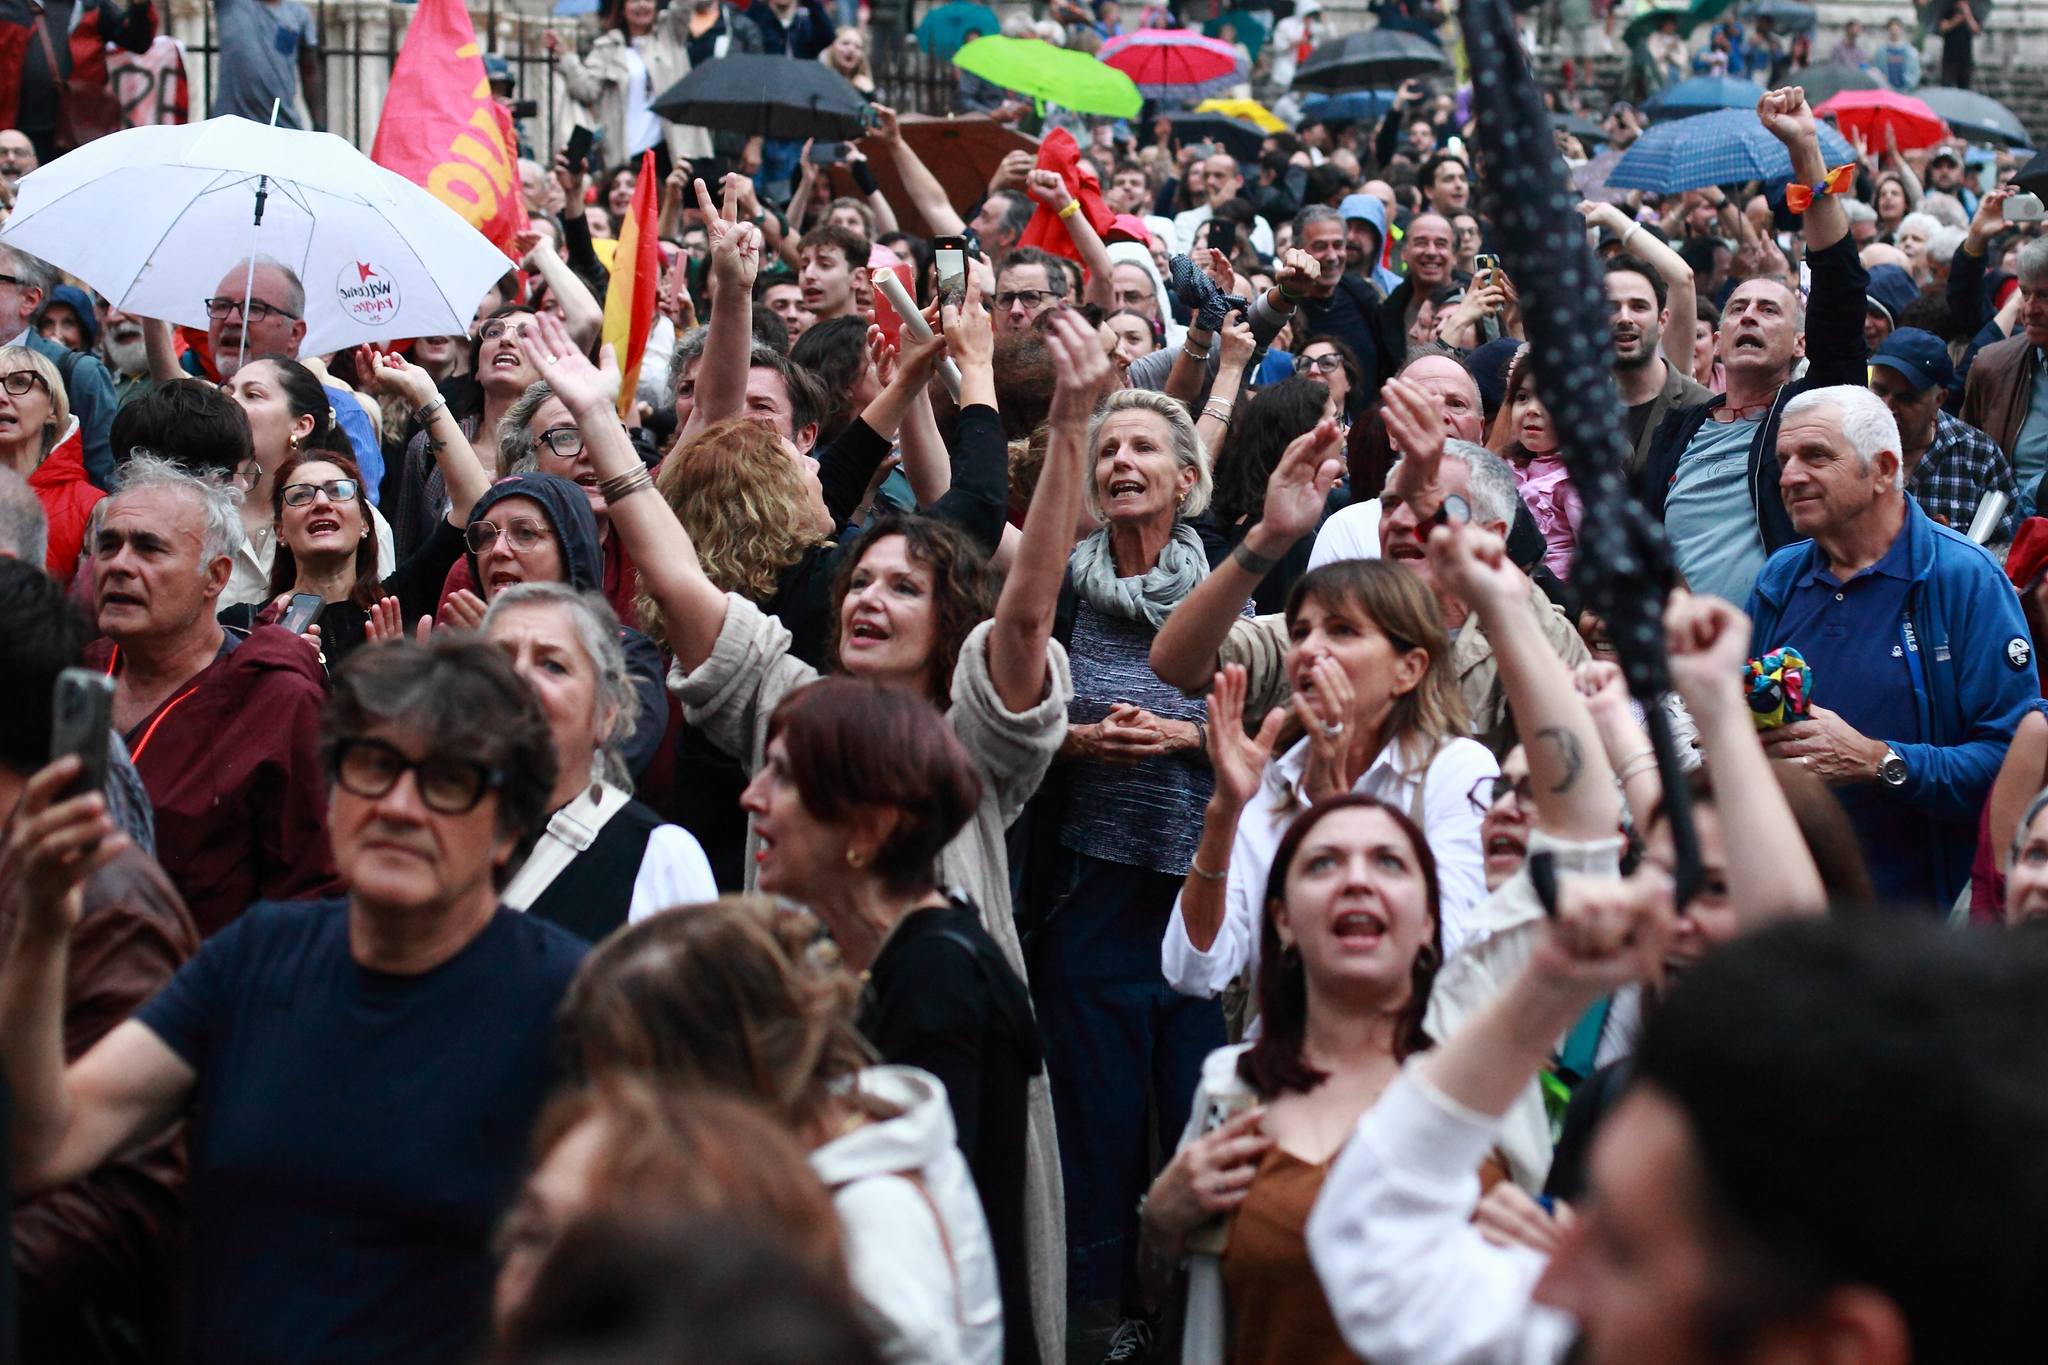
[1746,384,2037,909]
[1636,86,1870,607]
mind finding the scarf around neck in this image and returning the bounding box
[1067,523,1208,631]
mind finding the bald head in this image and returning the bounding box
[1405,214,1455,288]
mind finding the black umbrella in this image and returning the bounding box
[1916,86,2034,149]
[1458,0,1705,903]
[1552,111,1610,145]
[1791,62,1879,111]
[1159,110,1267,162]
[651,55,871,141]
[1292,29,1448,93]
[1738,0,1816,30]
[2014,151,2048,199]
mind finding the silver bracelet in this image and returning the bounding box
[1182,338,1213,362]
[413,395,449,426]
[1201,399,1234,423]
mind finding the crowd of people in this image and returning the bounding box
[5,2,2048,1364]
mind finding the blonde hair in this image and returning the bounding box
[1083,387,1213,522]
[0,345,69,458]
[818,24,871,82]
[641,419,828,636]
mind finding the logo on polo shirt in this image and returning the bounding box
[2009,637,2032,671]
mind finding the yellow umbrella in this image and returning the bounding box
[1195,97,1287,133]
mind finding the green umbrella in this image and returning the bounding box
[952,35,1143,119]
[916,1,1002,60]
[1686,0,1740,25]
[1622,4,1698,45]
[1204,10,1269,62]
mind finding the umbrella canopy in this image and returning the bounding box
[1686,0,1741,24]
[1915,86,2034,149]
[1160,110,1266,162]
[1607,106,1857,193]
[2013,151,2048,199]
[651,55,869,140]
[1643,74,1766,120]
[0,116,510,355]
[1574,146,1630,202]
[915,0,1002,60]
[831,115,1036,238]
[1552,110,1610,145]
[1816,89,1949,152]
[951,35,1142,118]
[1622,5,1698,44]
[1292,29,1447,93]
[1298,89,1398,125]
[1195,97,1287,132]
[1789,62,1880,110]
[1203,11,1270,61]
[1100,29,1249,103]
[1737,0,1815,30]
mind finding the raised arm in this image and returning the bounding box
[1149,418,1343,691]
[1025,169,1115,310]
[1761,86,1846,253]
[984,308,1111,712]
[0,762,195,1193]
[681,175,763,443]
[519,228,605,353]
[1580,200,1697,372]
[142,316,183,385]
[1428,524,1620,843]
[363,349,493,524]
[1193,312,1254,455]
[518,312,728,671]
[869,105,966,238]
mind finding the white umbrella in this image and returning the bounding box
[0,115,511,358]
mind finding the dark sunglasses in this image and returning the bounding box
[332,737,502,815]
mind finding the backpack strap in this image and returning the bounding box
[499,783,633,911]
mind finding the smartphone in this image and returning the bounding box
[1207,219,1238,255]
[565,124,596,175]
[933,235,968,307]
[50,668,114,801]
[806,141,847,166]
[509,99,539,121]
[280,592,325,636]
[1473,252,1499,285]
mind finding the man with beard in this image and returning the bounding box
[97,302,155,407]
[1602,254,1709,475]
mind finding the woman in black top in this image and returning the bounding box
[738,675,1042,1365]
[219,352,493,666]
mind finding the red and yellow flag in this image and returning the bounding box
[604,150,661,419]
[370,0,528,254]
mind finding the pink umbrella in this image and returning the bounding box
[1815,89,1950,153]
[1098,29,1248,103]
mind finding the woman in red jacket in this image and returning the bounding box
[0,344,97,584]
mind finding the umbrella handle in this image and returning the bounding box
[1644,696,1705,912]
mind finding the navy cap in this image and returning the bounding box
[1869,327,1955,394]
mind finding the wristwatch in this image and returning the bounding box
[1878,747,1908,788]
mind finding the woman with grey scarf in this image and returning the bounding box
[1022,385,1230,1355]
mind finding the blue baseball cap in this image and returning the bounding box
[1869,327,1955,394]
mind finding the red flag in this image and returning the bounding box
[370,0,528,255]
[1016,128,1114,268]
[602,151,660,419]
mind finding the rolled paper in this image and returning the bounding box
[870,268,962,400]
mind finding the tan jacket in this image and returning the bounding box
[557,12,711,166]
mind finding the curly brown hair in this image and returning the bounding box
[824,513,997,706]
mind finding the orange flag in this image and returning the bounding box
[603,150,661,419]
[370,0,527,255]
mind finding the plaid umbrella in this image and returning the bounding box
[1607,107,1857,193]
[1100,29,1249,103]
[1457,0,1705,902]
[1298,90,1399,126]
[1643,74,1769,120]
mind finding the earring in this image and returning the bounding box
[1280,941,1300,966]
[845,847,866,869]
[288,432,302,453]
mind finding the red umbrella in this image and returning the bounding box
[1814,89,1949,153]
[1098,29,1248,102]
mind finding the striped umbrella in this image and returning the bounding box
[1099,29,1249,103]
[1607,107,1857,193]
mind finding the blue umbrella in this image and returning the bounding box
[1299,90,1398,125]
[1737,0,1816,31]
[1608,107,1857,193]
[1642,74,1767,120]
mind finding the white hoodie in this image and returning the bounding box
[809,1066,1004,1365]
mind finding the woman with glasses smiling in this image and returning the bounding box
[0,345,95,584]
[218,351,494,667]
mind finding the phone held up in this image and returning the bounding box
[280,592,325,637]
[933,235,969,308]
[50,667,114,802]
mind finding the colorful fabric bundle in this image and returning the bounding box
[1745,647,1813,730]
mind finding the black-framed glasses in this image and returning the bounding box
[203,296,300,322]
[537,425,586,459]
[0,369,49,397]
[332,737,502,815]
[281,477,360,507]
[1468,773,1535,815]
[996,289,1055,309]
[1300,353,1345,374]
[480,319,533,342]
[0,272,27,290]
[466,517,554,555]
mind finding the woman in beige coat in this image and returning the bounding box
[547,0,712,168]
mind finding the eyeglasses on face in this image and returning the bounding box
[466,517,554,555]
[204,296,299,322]
[282,478,360,507]
[480,319,533,342]
[1301,353,1345,374]
[1468,773,1536,816]
[0,368,49,397]
[537,425,586,458]
[996,289,1055,310]
[332,737,502,815]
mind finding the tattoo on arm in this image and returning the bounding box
[1534,725,1584,795]
[1231,541,1279,577]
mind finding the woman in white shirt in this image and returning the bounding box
[1164,557,1497,1012]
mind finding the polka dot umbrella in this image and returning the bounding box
[1457,0,1706,905]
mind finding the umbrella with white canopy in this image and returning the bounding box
[0,116,513,360]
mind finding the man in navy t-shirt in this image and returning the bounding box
[0,637,584,1364]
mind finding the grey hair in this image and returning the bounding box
[1083,386,1213,522]
[1917,192,1967,230]
[1840,198,1878,226]
[0,464,47,566]
[228,255,306,318]
[481,581,638,791]
[111,453,242,565]
[2017,237,2048,285]
[1783,385,1903,492]
[1443,438,1521,528]
[0,243,55,301]
[1293,203,1342,241]
[667,325,708,397]
[1895,211,1942,247]
[1927,224,1968,272]
[2010,787,2048,869]
[500,380,558,474]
